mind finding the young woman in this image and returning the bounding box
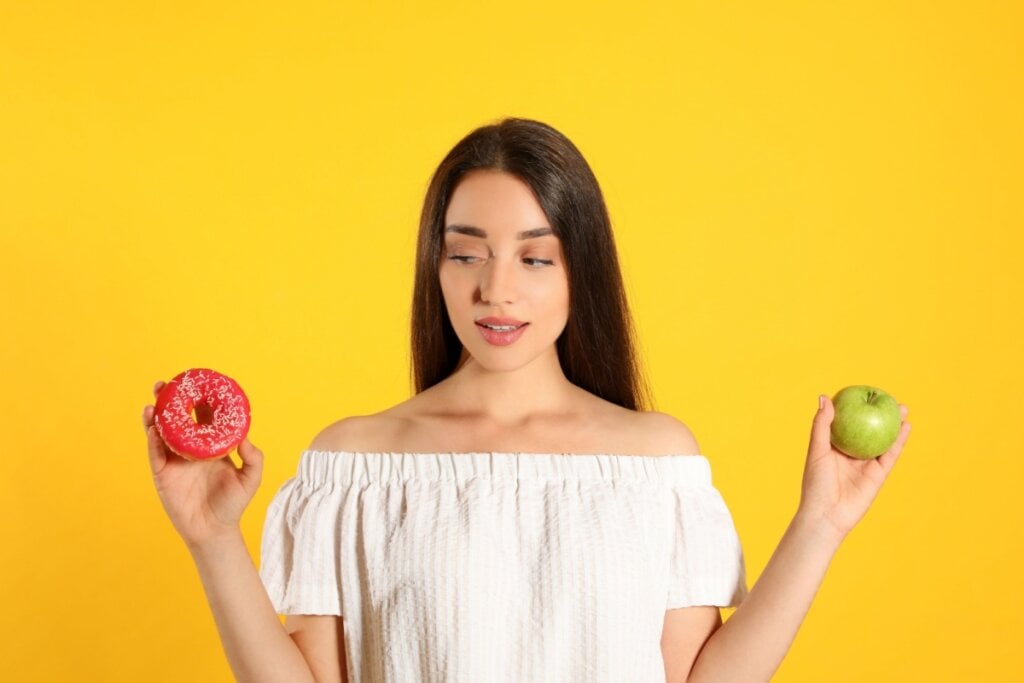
[142,117,911,683]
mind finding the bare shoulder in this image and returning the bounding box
[638,410,702,456]
[306,412,402,452]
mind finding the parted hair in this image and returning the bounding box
[410,117,654,412]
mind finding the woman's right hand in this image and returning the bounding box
[142,380,264,549]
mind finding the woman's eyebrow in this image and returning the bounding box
[445,224,553,240]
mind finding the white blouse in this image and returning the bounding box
[259,450,748,682]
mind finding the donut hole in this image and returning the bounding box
[190,401,216,426]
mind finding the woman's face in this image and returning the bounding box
[439,169,569,371]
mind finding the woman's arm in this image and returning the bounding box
[688,394,912,682]
[143,381,317,681]
[686,511,842,683]
[188,530,316,683]
[286,615,348,683]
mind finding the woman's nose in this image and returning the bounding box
[479,257,517,305]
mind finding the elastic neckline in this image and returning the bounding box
[305,450,702,457]
[294,450,713,486]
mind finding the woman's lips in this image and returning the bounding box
[476,322,529,346]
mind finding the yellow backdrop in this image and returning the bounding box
[2,1,1021,680]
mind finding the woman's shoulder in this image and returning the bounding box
[305,412,407,452]
[588,406,700,456]
[636,410,702,455]
[574,392,702,455]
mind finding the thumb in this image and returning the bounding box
[808,394,834,457]
[236,438,264,491]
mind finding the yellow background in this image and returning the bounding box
[2,1,1021,680]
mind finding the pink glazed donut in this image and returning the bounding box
[154,368,251,461]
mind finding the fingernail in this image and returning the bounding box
[819,395,825,410]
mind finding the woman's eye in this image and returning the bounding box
[447,255,554,267]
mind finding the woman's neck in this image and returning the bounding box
[435,350,582,426]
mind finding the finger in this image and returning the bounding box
[144,419,169,474]
[146,383,166,436]
[900,404,909,420]
[877,420,912,471]
[808,394,834,457]
[236,438,264,492]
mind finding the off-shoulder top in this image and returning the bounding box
[259,450,748,682]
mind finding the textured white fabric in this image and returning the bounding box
[259,450,748,682]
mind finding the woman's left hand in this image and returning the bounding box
[798,394,912,540]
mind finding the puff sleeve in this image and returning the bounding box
[258,475,345,616]
[665,480,749,609]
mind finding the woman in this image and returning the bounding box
[142,117,912,683]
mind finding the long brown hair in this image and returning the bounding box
[410,117,655,412]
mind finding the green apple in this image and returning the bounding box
[830,385,902,459]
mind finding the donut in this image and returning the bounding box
[154,368,251,461]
